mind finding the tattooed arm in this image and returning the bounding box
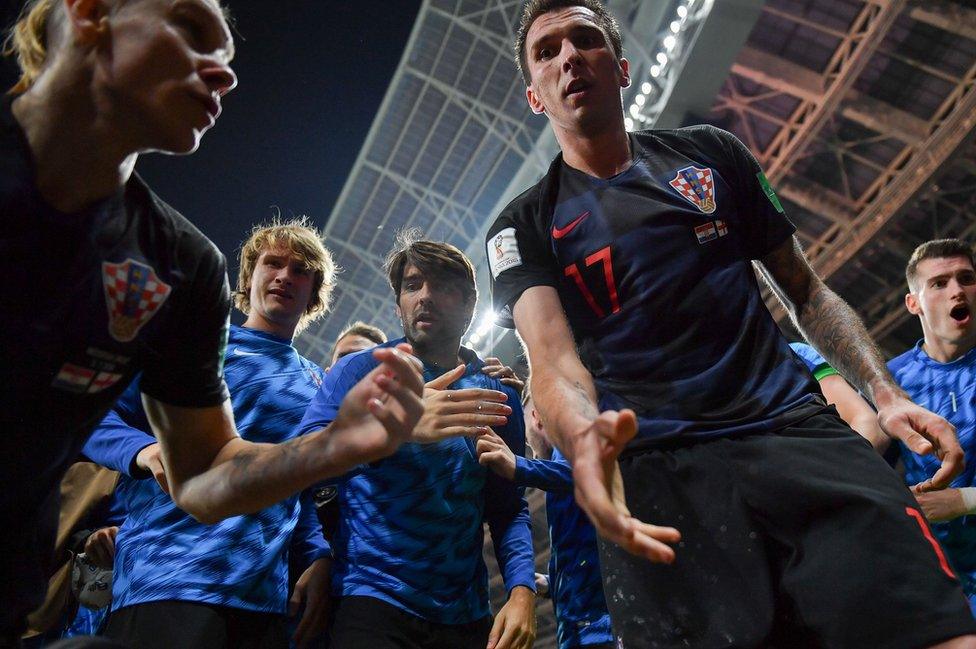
[512,286,680,561]
[144,346,425,523]
[759,236,963,490]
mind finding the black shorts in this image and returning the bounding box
[329,596,492,649]
[600,407,976,649]
[104,600,288,649]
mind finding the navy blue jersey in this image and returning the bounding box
[514,451,612,649]
[298,340,535,624]
[0,98,230,630]
[82,326,328,613]
[789,342,838,381]
[487,126,820,447]
[889,343,976,607]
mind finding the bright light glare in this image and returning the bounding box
[670,20,681,33]
[624,117,634,131]
[650,65,661,78]
[641,81,652,94]
[656,52,668,65]
[629,104,640,117]
[677,5,688,18]
[664,35,676,51]
[635,94,646,106]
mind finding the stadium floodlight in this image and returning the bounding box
[624,117,634,131]
[635,94,646,106]
[677,5,688,18]
[670,20,681,33]
[629,104,640,117]
[656,52,668,65]
[650,64,661,78]
[664,35,676,51]
[641,81,652,94]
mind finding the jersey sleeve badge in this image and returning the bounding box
[669,166,717,214]
[102,258,172,343]
[489,227,523,279]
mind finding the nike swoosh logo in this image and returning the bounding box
[552,211,590,239]
[232,348,261,357]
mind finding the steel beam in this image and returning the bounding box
[909,0,976,42]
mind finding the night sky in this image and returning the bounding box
[1,0,421,324]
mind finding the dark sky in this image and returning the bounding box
[1,1,421,324]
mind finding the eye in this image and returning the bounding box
[174,15,206,49]
[933,280,947,288]
[538,48,553,61]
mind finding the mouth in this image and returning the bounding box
[564,78,591,98]
[414,312,437,328]
[950,303,972,324]
[268,288,293,300]
[193,93,221,121]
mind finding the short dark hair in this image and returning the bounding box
[514,0,623,85]
[336,321,387,347]
[385,231,478,306]
[905,238,975,291]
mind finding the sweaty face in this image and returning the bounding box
[523,7,629,134]
[98,0,237,154]
[908,256,976,348]
[331,334,377,366]
[396,264,473,352]
[248,247,315,332]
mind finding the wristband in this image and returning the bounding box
[960,487,976,514]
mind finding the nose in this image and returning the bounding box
[200,61,238,98]
[561,39,582,71]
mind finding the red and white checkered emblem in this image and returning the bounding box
[669,166,717,214]
[102,259,171,342]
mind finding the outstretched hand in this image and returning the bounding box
[410,364,512,443]
[572,409,681,562]
[327,344,426,469]
[877,396,964,492]
[481,356,525,396]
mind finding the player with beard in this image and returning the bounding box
[298,237,537,649]
[485,0,976,646]
[0,1,423,641]
[887,239,976,613]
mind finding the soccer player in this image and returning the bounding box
[485,0,976,645]
[330,321,387,367]
[0,0,423,640]
[81,220,338,648]
[888,239,976,612]
[478,387,613,649]
[299,238,537,649]
[790,341,886,448]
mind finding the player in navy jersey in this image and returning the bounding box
[82,220,339,648]
[1,1,424,639]
[479,388,613,649]
[486,1,976,646]
[885,239,976,613]
[790,342,886,448]
[299,237,537,649]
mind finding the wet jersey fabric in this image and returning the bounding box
[889,342,976,608]
[486,126,820,449]
[789,342,839,381]
[298,340,535,624]
[514,450,612,649]
[82,325,328,613]
[0,97,230,632]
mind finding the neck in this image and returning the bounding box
[553,114,632,179]
[922,332,975,364]
[12,65,139,213]
[242,313,297,342]
[411,339,462,371]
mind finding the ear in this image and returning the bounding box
[530,407,543,433]
[526,85,546,116]
[618,57,631,89]
[905,292,922,316]
[64,0,109,47]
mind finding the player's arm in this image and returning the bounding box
[512,286,680,562]
[758,236,962,489]
[143,345,425,524]
[817,374,889,451]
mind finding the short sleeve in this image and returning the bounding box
[486,192,559,329]
[709,126,796,260]
[789,342,837,381]
[140,236,230,408]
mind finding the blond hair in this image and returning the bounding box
[3,0,63,94]
[235,217,336,334]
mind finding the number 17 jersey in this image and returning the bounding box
[487,125,820,448]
